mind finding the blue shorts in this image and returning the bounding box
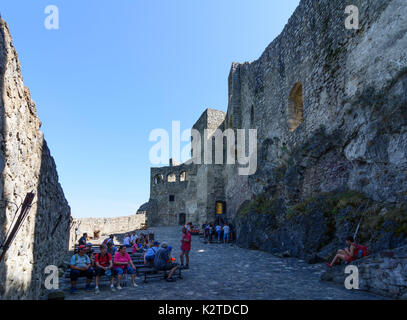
[223,233,230,240]
[113,266,135,275]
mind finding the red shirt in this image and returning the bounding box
[181,232,191,251]
[95,253,112,267]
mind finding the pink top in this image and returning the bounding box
[113,252,131,269]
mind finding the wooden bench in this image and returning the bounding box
[64,267,132,288]
[136,265,183,283]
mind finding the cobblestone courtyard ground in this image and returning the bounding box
[64,227,385,300]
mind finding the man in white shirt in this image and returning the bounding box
[123,234,131,247]
[130,232,138,245]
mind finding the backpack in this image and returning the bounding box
[353,243,369,259]
[95,252,111,267]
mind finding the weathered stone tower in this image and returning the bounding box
[0,19,70,299]
[145,108,227,227]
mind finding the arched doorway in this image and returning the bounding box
[179,213,186,226]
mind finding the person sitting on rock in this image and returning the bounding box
[94,244,115,293]
[113,245,138,289]
[103,235,114,246]
[327,236,358,267]
[153,243,179,282]
[78,233,87,246]
[69,245,94,294]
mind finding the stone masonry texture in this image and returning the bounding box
[0,19,71,300]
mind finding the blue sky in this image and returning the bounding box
[1,0,299,218]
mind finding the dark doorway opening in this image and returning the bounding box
[179,213,186,225]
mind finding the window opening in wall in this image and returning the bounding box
[288,82,304,132]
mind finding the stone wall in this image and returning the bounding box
[148,162,197,227]
[0,19,71,300]
[70,213,146,247]
[226,0,407,221]
[227,0,407,259]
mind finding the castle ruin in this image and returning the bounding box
[145,108,228,227]
[142,0,407,263]
[0,0,406,300]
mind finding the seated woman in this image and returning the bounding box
[327,236,357,267]
[132,238,145,254]
[142,234,149,247]
[107,241,117,257]
[113,245,138,289]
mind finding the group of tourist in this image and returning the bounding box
[202,222,232,243]
[69,242,138,294]
[122,232,149,248]
[69,227,192,293]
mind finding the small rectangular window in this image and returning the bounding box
[169,195,175,202]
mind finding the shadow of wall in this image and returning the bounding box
[31,141,71,299]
